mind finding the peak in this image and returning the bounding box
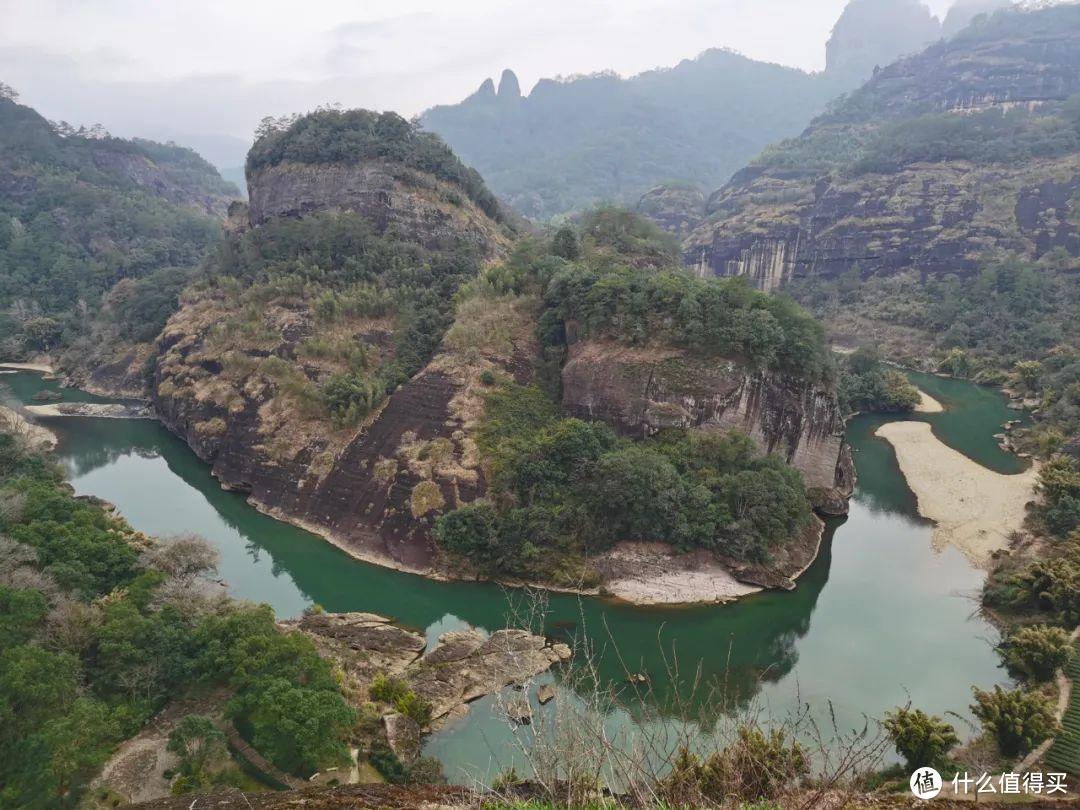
[826,0,941,78]
[497,69,521,99]
[474,77,496,99]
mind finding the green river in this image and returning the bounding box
[2,369,1027,782]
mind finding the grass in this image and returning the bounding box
[1045,640,1080,776]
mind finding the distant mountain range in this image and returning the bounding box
[421,0,1009,220]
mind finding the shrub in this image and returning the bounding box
[883,707,960,770]
[1003,625,1073,683]
[970,685,1057,757]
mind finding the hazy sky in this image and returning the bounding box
[1,0,957,161]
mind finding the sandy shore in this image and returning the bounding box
[913,388,943,413]
[0,361,55,373]
[875,421,1038,566]
[0,405,57,449]
[597,542,762,605]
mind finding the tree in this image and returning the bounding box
[970,685,1056,757]
[1015,360,1043,393]
[40,698,119,801]
[551,226,580,260]
[884,707,960,770]
[1003,625,1072,683]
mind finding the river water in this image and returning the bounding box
[2,369,1025,782]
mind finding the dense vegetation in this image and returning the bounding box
[437,386,811,582]
[0,423,355,806]
[247,109,502,221]
[434,211,821,583]
[836,346,919,415]
[0,89,234,361]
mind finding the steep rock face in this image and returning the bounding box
[688,157,1080,291]
[825,0,941,79]
[87,146,236,217]
[153,289,538,573]
[686,6,1080,290]
[636,184,706,238]
[560,340,851,494]
[247,161,505,257]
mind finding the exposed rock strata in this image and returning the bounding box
[561,340,852,494]
[247,160,507,258]
[685,8,1080,290]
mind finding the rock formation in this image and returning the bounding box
[825,0,941,80]
[560,341,851,494]
[245,161,506,258]
[685,4,1080,292]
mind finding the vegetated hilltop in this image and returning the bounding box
[420,0,951,221]
[151,107,517,573]
[683,2,1080,453]
[0,85,238,394]
[152,102,849,596]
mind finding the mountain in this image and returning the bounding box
[824,0,941,77]
[0,87,237,391]
[419,0,951,221]
[681,2,1080,449]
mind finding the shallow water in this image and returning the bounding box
[2,370,1027,782]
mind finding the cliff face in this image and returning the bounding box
[246,160,506,257]
[685,5,1080,292]
[560,341,852,496]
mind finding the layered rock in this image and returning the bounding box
[560,341,851,494]
[686,5,1080,291]
[286,611,571,729]
[246,160,506,257]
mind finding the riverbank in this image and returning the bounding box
[875,421,1039,566]
[253,496,816,607]
[0,404,57,449]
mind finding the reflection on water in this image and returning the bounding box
[3,370,1016,782]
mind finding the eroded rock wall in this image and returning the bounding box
[247,161,506,257]
[560,340,850,493]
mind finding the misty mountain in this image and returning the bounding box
[421,0,959,220]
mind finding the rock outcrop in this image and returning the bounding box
[246,160,506,258]
[685,4,1080,292]
[286,612,571,734]
[561,341,851,494]
[825,0,941,80]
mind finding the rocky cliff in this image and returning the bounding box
[246,160,506,258]
[684,4,1080,293]
[561,340,851,496]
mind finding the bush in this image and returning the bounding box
[1003,625,1073,683]
[970,685,1057,757]
[883,707,960,770]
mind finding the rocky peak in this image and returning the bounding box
[470,77,496,102]
[497,69,522,100]
[825,0,941,78]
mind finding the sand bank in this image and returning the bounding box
[875,421,1038,566]
[597,542,762,605]
[0,361,55,373]
[913,388,943,413]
